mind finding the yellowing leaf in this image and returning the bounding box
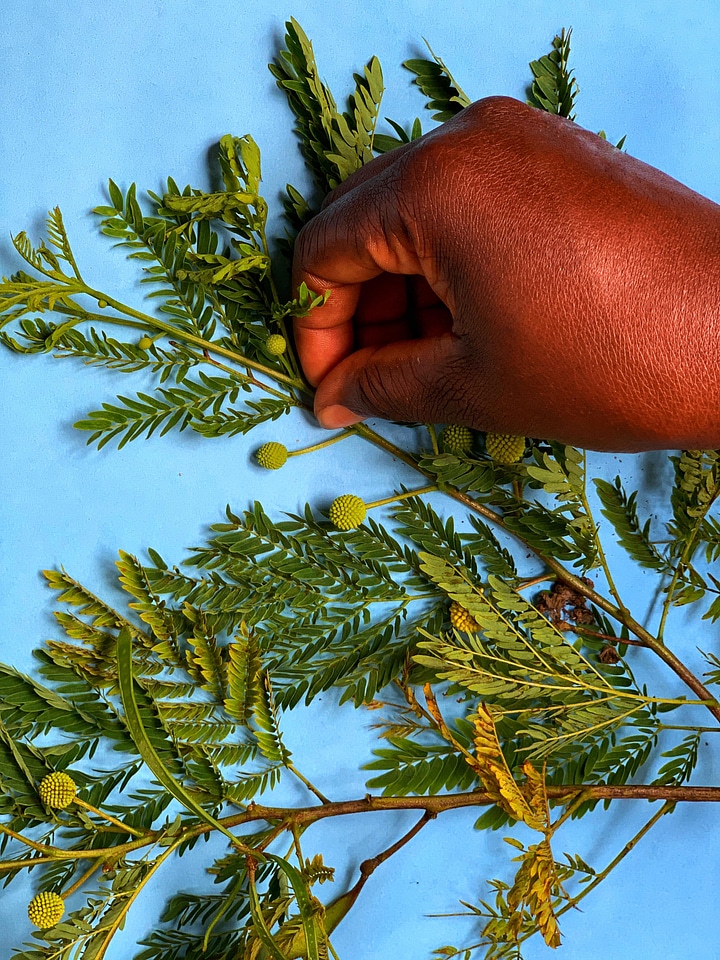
[507,840,562,948]
[521,760,550,832]
[469,705,545,831]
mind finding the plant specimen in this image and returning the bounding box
[0,21,719,960]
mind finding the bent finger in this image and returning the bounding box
[292,170,424,385]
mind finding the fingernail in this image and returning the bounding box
[316,404,364,429]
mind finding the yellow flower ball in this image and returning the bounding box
[440,424,474,455]
[449,601,480,633]
[38,772,77,809]
[485,433,526,464]
[255,442,288,469]
[28,891,65,929]
[328,494,366,530]
[265,334,287,356]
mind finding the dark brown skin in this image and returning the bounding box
[292,96,720,451]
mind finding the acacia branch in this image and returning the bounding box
[224,784,720,835]
[7,785,711,870]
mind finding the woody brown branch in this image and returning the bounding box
[229,784,720,834]
[8,785,718,869]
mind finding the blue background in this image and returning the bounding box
[2,2,720,957]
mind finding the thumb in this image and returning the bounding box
[314,334,470,428]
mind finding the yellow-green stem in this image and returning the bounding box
[287,431,353,457]
[93,840,182,960]
[84,287,304,388]
[62,860,101,899]
[0,856,58,872]
[366,485,438,510]
[0,821,155,860]
[553,801,673,920]
[287,763,331,804]
[516,574,555,592]
[172,342,295,402]
[261,239,306,387]
[75,798,145,838]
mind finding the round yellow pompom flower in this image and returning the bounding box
[28,891,65,929]
[485,433,525,464]
[440,424,474,455]
[449,601,480,633]
[38,772,77,809]
[255,442,288,470]
[328,494,367,530]
[265,334,287,356]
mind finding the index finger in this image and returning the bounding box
[292,202,381,387]
[291,271,366,388]
[292,145,421,386]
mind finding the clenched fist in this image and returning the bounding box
[292,96,720,452]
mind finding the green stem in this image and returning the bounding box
[289,821,304,863]
[351,422,435,475]
[657,543,700,643]
[656,462,720,641]
[0,822,154,859]
[578,450,629,617]
[202,871,245,952]
[0,856,59,872]
[554,801,673,919]
[288,431,353,457]
[173,342,294,402]
[83,287,304,388]
[62,860,101,899]
[74,798,145,838]
[366,485,438,510]
[549,788,594,833]
[516,574,555,591]
[93,840,183,960]
[287,763,331,804]
[658,723,720,734]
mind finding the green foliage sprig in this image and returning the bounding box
[1,22,720,960]
[526,28,578,119]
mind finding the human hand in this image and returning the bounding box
[292,96,720,452]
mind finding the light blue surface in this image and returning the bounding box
[2,2,720,957]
